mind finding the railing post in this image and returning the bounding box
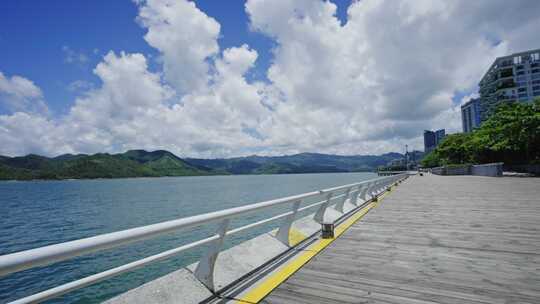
[359,183,369,202]
[194,218,230,291]
[275,200,301,246]
[351,185,362,205]
[370,181,379,201]
[314,192,333,223]
[335,187,351,213]
[368,181,375,196]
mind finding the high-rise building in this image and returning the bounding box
[461,98,481,133]
[435,129,445,144]
[478,49,540,122]
[424,130,436,153]
[424,129,445,153]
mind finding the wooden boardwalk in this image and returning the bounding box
[262,175,540,304]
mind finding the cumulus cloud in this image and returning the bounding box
[244,0,540,154]
[0,112,59,156]
[0,72,48,115]
[1,0,539,157]
[136,0,220,94]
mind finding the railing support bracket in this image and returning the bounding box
[276,200,301,246]
[194,219,230,291]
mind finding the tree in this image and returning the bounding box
[472,98,540,164]
[435,133,474,165]
[420,151,440,168]
[421,98,540,167]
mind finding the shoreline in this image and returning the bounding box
[0,170,376,182]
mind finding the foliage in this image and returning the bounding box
[421,99,540,167]
[420,151,441,168]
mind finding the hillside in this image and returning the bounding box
[185,152,403,174]
[0,150,405,180]
[0,150,207,180]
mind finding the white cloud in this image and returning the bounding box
[62,45,89,66]
[0,71,48,114]
[245,0,539,153]
[67,80,95,92]
[136,0,220,94]
[0,112,60,156]
[0,47,268,157]
[1,0,539,157]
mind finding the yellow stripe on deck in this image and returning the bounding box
[236,186,395,303]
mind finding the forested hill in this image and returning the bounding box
[0,150,403,180]
[185,152,403,175]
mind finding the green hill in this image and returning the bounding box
[0,150,209,180]
[185,152,403,175]
[0,150,405,180]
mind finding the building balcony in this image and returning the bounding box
[496,81,516,91]
[499,61,513,67]
[499,69,514,78]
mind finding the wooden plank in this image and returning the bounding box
[263,175,540,304]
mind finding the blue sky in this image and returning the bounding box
[0,0,538,157]
[0,0,351,115]
[0,1,148,114]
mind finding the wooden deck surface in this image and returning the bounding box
[262,175,540,304]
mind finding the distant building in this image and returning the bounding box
[424,129,446,153]
[435,129,445,144]
[386,150,424,169]
[387,158,406,167]
[479,48,540,122]
[461,98,481,133]
[424,130,436,153]
[407,150,424,164]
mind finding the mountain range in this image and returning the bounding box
[0,149,407,180]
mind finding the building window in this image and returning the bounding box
[534,91,540,96]
[532,69,540,74]
[532,74,540,80]
[516,65,525,70]
[533,53,540,61]
[518,93,528,98]
[514,56,522,64]
[518,87,527,92]
[517,71,525,75]
[516,76,527,82]
[533,85,540,91]
[532,80,540,85]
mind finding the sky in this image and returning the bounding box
[0,0,539,158]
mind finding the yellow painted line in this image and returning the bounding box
[236,187,396,303]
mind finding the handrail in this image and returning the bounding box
[0,173,408,304]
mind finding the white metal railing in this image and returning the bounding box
[0,173,408,304]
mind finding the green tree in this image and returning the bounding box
[421,98,540,167]
[435,133,475,165]
[420,151,440,168]
[472,99,540,164]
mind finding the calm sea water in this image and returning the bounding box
[0,172,376,303]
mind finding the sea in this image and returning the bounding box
[0,172,376,303]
